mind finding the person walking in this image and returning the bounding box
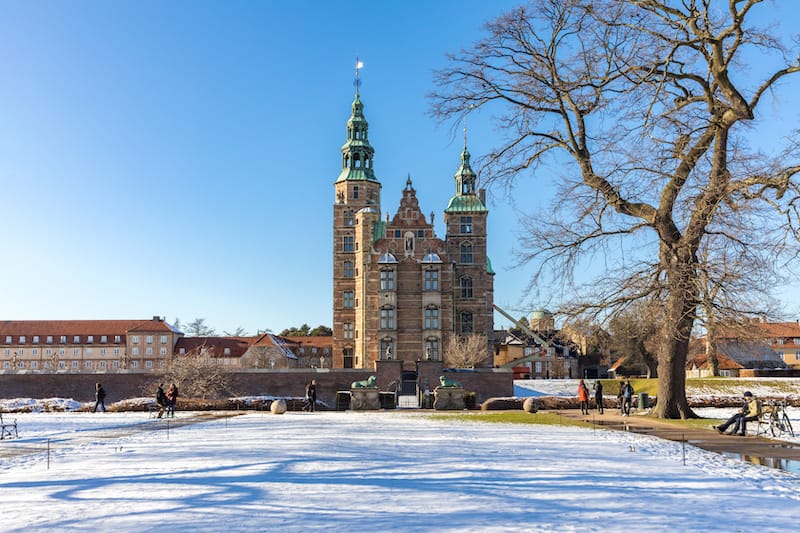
[166,383,179,418]
[93,383,107,413]
[155,383,167,418]
[593,380,604,414]
[304,379,317,412]
[578,379,590,415]
[715,391,762,436]
[621,379,634,416]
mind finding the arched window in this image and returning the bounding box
[460,312,474,334]
[460,242,473,263]
[460,276,473,298]
[380,269,395,290]
[343,347,354,369]
[380,306,395,329]
[343,322,354,339]
[424,269,439,291]
[424,306,439,329]
[425,338,440,360]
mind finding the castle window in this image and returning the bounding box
[380,307,395,330]
[343,347,354,368]
[46,336,53,344]
[424,306,440,329]
[424,269,439,291]
[353,185,359,199]
[425,338,440,360]
[60,336,67,343]
[380,269,395,290]
[460,216,473,234]
[343,235,354,252]
[460,312,474,334]
[343,291,354,308]
[460,276,473,298]
[160,336,168,344]
[73,336,80,343]
[343,322,354,339]
[460,242,473,263]
[417,229,424,238]
[344,209,354,226]
[3,336,9,344]
[19,336,26,344]
[343,261,354,278]
[87,336,93,343]
[33,336,40,343]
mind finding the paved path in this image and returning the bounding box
[555,409,800,469]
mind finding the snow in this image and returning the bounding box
[1,409,799,532]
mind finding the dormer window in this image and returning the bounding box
[19,336,26,344]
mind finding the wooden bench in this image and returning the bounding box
[0,413,18,440]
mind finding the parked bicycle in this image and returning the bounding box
[765,401,795,438]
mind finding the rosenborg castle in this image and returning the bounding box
[0,84,495,374]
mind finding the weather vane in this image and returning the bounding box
[354,57,364,94]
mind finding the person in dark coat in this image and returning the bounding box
[304,380,317,412]
[155,384,167,418]
[166,383,179,418]
[93,383,107,413]
[621,380,634,416]
[593,381,604,414]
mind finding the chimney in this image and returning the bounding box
[153,316,162,322]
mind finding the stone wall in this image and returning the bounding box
[0,365,513,409]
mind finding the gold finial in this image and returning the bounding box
[354,57,364,95]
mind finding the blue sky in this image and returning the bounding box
[2,1,799,335]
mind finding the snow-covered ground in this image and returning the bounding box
[1,410,799,532]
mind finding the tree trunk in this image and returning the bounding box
[652,268,697,419]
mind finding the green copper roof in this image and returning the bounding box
[373,219,386,242]
[444,194,488,213]
[486,256,495,275]
[336,168,379,183]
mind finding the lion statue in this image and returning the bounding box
[439,375,462,388]
[351,375,377,389]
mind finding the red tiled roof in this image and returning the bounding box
[0,319,175,338]
[686,353,743,370]
[282,336,333,350]
[715,320,800,340]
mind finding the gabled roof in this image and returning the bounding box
[685,353,744,371]
[0,319,175,338]
[282,336,333,350]
[250,333,298,359]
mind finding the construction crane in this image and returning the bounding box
[493,304,552,354]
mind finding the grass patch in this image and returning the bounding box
[430,411,595,428]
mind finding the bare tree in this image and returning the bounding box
[184,318,216,336]
[608,302,660,378]
[432,0,800,418]
[444,334,490,368]
[164,346,234,400]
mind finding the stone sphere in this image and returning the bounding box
[522,397,539,414]
[270,399,287,414]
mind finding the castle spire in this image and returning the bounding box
[336,59,378,184]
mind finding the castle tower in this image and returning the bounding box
[332,74,493,369]
[332,78,382,368]
[444,142,495,348]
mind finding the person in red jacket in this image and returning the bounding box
[578,379,590,415]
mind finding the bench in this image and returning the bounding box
[0,413,18,440]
